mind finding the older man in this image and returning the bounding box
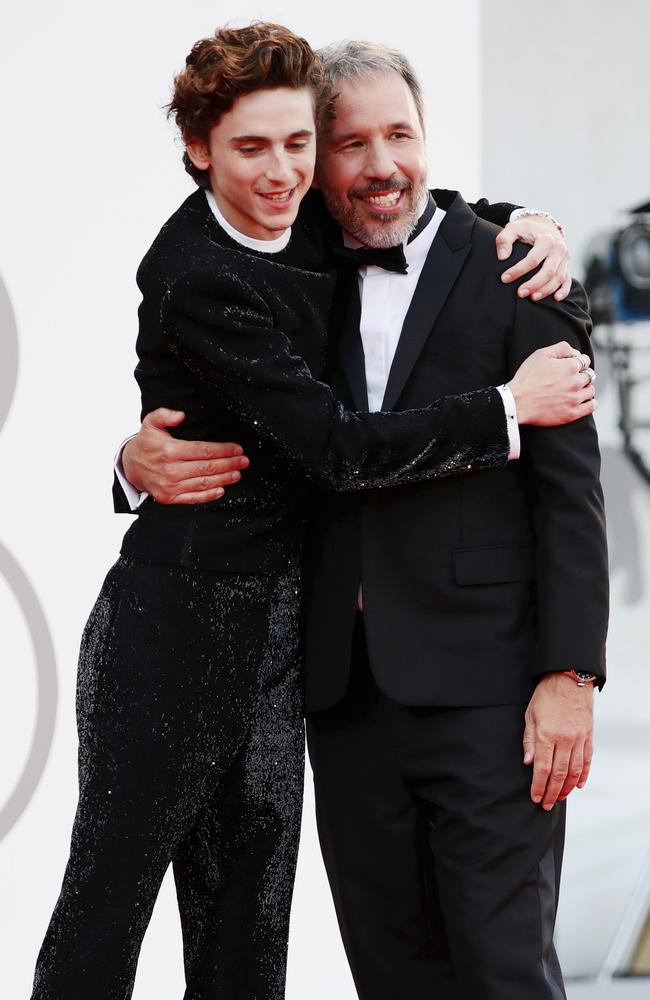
[116,41,606,1000]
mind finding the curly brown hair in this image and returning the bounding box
[169,22,327,188]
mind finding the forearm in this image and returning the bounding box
[162,270,511,493]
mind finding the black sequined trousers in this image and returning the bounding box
[31,555,305,1000]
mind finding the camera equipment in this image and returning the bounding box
[584,199,650,486]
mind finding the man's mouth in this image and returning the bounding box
[257,188,296,206]
[360,189,406,214]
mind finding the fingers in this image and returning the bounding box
[159,440,245,463]
[501,245,546,286]
[522,265,565,302]
[143,407,186,430]
[519,251,564,300]
[554,266,572,302]
[530,742,554,805]
[523,719,535,766]
[153,467,247,504]
[547,340,575,359]
[541,746,572,811]
[557,743,586,803]
[577,737,594,789]
[532,738,591,809]
[173,470,243,495]
[577,387,597,407]
[167,487,226,505]
[496,230,515,261]
[166,455,249,481]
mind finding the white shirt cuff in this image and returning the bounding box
[509,207,534,223]
[114,435,149,511]
[495,384,521,460]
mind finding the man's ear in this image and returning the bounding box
[186,138,211,172]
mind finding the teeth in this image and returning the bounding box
[262,191,293,202]
[366,191,401,207]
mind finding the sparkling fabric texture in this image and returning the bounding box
[120,189,509,575]
[34,190,513,998]
[31,556,304,1000]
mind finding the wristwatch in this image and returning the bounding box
[562,670,597,687]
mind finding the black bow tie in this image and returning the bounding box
[331,194,437,274]
[332,243,409,274]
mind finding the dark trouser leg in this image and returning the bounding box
[307,622,566,1000]
[415,702,566,1000]
[306,623,460,1000]
[173,564,305,1000]
[31,558,283,1000]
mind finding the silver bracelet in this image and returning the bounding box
[510,207,564,236]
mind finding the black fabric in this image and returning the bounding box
[306,620,567,1000]
[31,557,304,1000]
[331,243,409,273]
[117,188,510,573]
[303,189,608,712]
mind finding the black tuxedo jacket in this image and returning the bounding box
[303,190,609,712]
[116,189,509,574]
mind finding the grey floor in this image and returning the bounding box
[567,981,649,999]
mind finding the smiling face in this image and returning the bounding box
[187,86,316,240]
[315,70,429,248]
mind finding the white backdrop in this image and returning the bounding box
[482,1,650,982]
[4,2,648,996]
[0,3,483,997]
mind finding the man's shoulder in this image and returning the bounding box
[433,189,517,269]
[137,189,232,287]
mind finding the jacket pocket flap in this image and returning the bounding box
[453,544,536,585]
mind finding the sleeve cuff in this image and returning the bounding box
[114,435,149,511]
[495,384,521,460]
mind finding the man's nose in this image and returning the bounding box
[266,150,296,185]
[364,141,397,180]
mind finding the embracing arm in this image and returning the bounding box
[158,266,510,493]
[471,198,571,301]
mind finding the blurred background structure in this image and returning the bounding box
[1,2,649,997]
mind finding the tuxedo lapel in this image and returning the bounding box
[333,267,369,411]
[381,191,475,412]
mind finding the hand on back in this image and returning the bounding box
[122,408,248,505]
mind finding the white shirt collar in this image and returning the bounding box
[205,190,291,254]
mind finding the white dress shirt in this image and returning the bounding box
[346,205,519,455]
[115,194,520,510]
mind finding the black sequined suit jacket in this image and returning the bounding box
[303,190,609,711]
[117,189,512,574]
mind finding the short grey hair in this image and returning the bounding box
[316,39,426,134]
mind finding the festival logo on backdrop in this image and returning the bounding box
[0,273,58,840]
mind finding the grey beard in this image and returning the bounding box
[324,180,430,249]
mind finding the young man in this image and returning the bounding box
[35,24,597,1000]
[114,37,605,1000]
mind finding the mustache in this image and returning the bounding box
[350,178,412,199]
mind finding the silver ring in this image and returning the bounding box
[584,367,596,384]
